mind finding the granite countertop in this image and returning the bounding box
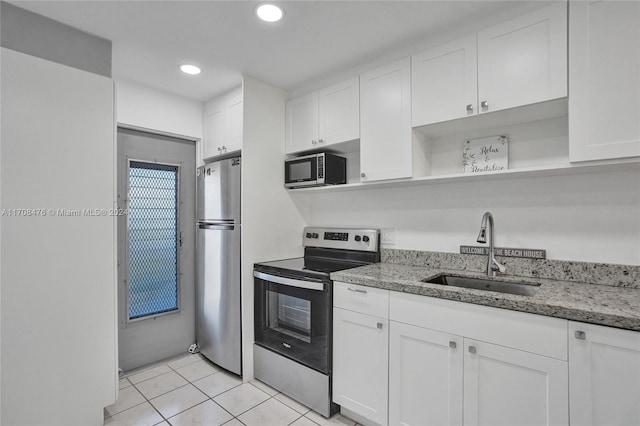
[331,263,640,331]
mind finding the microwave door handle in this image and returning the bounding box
[253,271,325,291]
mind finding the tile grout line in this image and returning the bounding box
[112,354,330,426]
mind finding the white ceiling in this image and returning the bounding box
[10,1,537,102]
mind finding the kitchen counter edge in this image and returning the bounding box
[330,262,640,332]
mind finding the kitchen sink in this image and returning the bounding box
[423,274,541,296]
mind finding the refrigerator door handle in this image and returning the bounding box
[198,223,235,231]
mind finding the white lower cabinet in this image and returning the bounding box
[333,282,389,425]
[335,285,640,426]
[569,321,640,426]
[463,340,568,426]
[333,308,389,426]
[389,322,463,426]
[387,290,569,426]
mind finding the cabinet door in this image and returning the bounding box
[318,77,359,146]
[225,98,243,153]
[389,322,463,426]
[360,57,412,182]
[569,1,640,162]
[477,2,567,114]
[203,108,224,160]
[412,35,478,127]
[285,92,319,154]
[569,322,640,426]
[463,340,568,426]
[333,308,388,426]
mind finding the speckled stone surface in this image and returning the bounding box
[331,263,640,331]
[381,249,640,288]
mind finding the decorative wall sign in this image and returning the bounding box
[460,245,546,260]
[462,135,509,174]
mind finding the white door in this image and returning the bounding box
[117,128,196,372]
[318,77,360,146]
[360,57,412,182]
[569,0,640,162]
[463,339,568,426]
[333,308,389,425]
[569,322,640,426]
[412,35,478,126]
[285,92,319,154]
[389,322,463,426]
[477,2,567,114]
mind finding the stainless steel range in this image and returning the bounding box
[253,227,380,417]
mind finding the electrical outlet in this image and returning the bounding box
[381,228,396,245]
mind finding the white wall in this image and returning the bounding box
[241,75,309,380]
[116,79,203,140]
[304,168,640,266]
[1,48,116,425]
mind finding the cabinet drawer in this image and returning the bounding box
[390,292,568,360]
[334,282,389,318]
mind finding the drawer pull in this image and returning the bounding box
[347,287,367,294]
[575,330,586,340]
[449,341,457,349]
[468,346,477,354]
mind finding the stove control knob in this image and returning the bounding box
[354,235,361,242]
[312,233,319,239]
[363,235,370,243]
[306,232,312,238]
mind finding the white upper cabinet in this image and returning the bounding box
[285,77,359,154]
[319,77,360,146]
[569,1,640,162]
[286,91,319,154]
[412,3,567,127]
[477,2,567,114]
[360,57,412,182]
[569,322,640,426]
[203,86,243,160]
[412,35,478,127]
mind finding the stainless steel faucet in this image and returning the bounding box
[476,212,506,277]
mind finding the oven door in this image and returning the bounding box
[254,270,331,374]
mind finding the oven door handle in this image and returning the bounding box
[253,271,325,291]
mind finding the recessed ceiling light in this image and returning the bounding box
[256,3,284,23]
[179,64,201,75]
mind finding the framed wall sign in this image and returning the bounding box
[462,135,509,174]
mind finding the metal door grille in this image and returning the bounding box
[128,161,179,320]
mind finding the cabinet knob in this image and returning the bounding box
[468,346,476,354]
[217,147,222,152]
[312,140,317,145]
[575,330,586,340]
[361,172,366,178]
[376,322,383,329]
[481,100,489,110]
[466,104,474,112]
[318,138,324,144]
[449,341,457,349]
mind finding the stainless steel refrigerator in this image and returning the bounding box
[196,156,242,376]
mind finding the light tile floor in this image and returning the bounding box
[105,353,359,426]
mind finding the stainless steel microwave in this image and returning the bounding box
[284,153,346,188]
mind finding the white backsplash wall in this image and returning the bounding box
[306,168,640,266]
